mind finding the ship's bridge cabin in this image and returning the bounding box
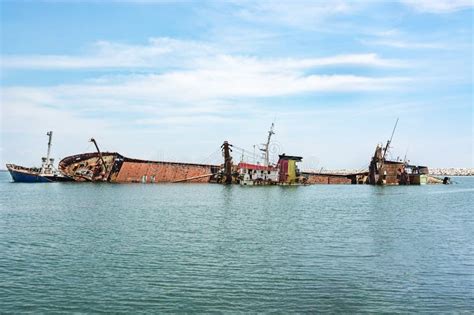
[277,154,303,184]
[238,162,279,185]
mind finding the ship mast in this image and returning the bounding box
[382,118,399,160]
[46,131,53,163]
[260,123,275,166]
[375,118,399,184]
[41,131,53,174]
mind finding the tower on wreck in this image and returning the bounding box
[367,119,437,185]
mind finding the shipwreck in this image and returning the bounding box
[58,124,308,186]
[366,119,445,185]
[58,139,220,183]
[9,120,448,185]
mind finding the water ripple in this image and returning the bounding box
[0,173,473,312]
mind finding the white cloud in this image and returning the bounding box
[1,50,409,161]
[235,1,362,29]
[1,37,409,136]
[198,54,404,71]
[400,0,473,13]
[2,69,408,113]
[1,37,403,71]
[361,39,445,49]
[1,38,216,70]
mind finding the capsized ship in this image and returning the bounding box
[59,138,220,183]
[7,131,73,183]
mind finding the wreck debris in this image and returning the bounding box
[89,138,108,179]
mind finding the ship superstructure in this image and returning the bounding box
[218,124,305,185]
[6,131,72,182]
[367,119,441,185]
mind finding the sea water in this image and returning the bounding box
[0,172,472,312]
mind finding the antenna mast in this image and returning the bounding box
[382,118,399,160]
[260,123,275,166]
[41,131,54,174]
[46,131,53,163]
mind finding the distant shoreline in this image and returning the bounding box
[430,174,473,177]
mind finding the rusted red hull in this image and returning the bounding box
[302,172,368,185]
[59,152,219,183]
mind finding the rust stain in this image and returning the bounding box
[114,161,215,183]
[304,174,353,185]
[59,152,219,183]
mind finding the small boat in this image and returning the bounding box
[6,164,72,182]
[6,131,73,183]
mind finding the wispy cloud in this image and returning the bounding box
[199,54,405,71]
[1,36,410,142]
[361,39,445,50]
[1,49,409,139]
[3,70,409,113]
[2,37,403,70]
[233,0,364,29]
[1,38,215,70]
[0,29,410,164]
[400,0,473,13]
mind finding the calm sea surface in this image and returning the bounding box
[0,171,473,313]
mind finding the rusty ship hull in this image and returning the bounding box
[59,152,220,183]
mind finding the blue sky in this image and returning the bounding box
[0,0,472,169]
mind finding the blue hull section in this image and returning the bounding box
[8,169,52,183]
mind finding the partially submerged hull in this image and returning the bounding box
[302,172,367,185]
[58,152,220,183]
[367,146,443,185]
[6,164,73,183]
